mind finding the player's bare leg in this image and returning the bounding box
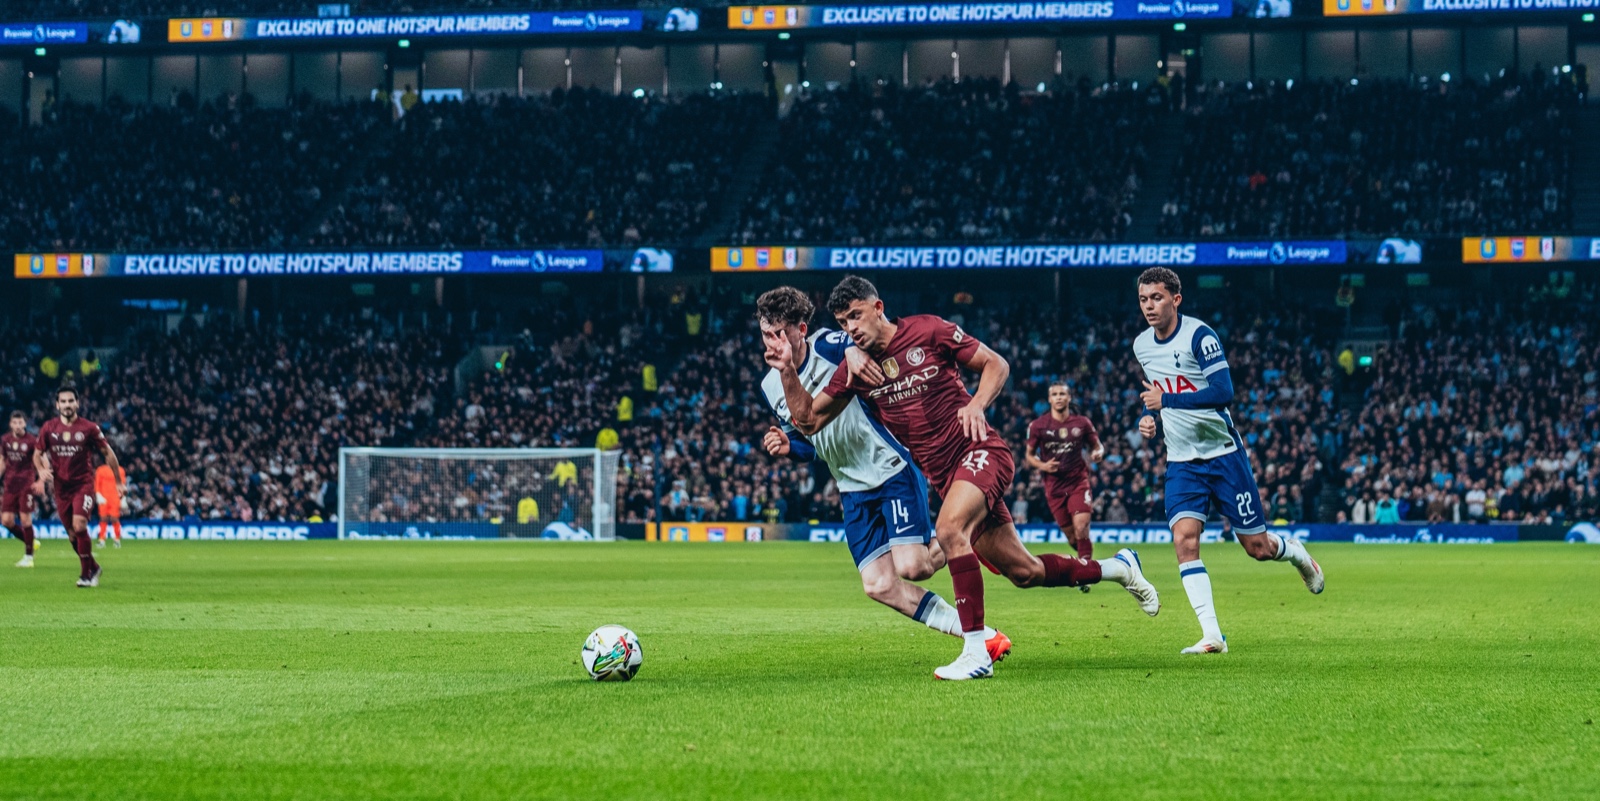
[1236,531,1323,594]
[1171,516,1225,653]
[971,519,1159,615]
[931,480,1004,680]
[877,542,1009,662]
[70,512,100,587]
[3,511,34,567]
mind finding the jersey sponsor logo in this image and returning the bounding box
[1198,335,1222,360]
[1149,375,1200,393]
[906,347,926,366]
[866,365,939,401]
[881,357,900,379]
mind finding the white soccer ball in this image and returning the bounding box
[581,625,643,682]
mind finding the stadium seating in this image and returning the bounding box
[735,79,1152,244]
[310,89,766,249]
[1159,76,1578,238]
[0,96,382,252]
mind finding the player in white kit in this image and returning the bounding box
[1132,268,1325,654]
[755,287,1010,662]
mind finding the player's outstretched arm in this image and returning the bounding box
[1161,366,1235,410]
[100,442,126,494]
[955,343,1009,441]
[32,449,51,488]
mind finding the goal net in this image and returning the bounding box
[338,448,620,541]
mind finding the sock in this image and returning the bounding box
[1266,533,1310,566]
[912,590,963,636]
[20,524,34,556]
[1180,560,1223,642]
[948,553,986,633]
[1039,553,1103,587]
[1075,536,1094,560]
[962,628,990,657]
[1098,552,1131,584]
[113,521,122,542]
[97,521,106,543]
[73,532,98,577]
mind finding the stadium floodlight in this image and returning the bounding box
[339,447,620,541]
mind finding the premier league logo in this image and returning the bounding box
[1172,0,1186,15]
[1269,242,1288,264]
[533,252,548,272]
[584,13,598,30]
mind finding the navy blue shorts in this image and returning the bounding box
[1165,449,1266,535]
[840,466,933,569]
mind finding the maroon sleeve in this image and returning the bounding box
[821,363,858,400]
[1082,417,1101,449]
[1024,419,1042,455]
[926,316,981,364]
[87,423,107,451]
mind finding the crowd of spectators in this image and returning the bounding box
[736,78,1152,244]
[12,313,466,522]
[1,94,382,252]
[1159,74,1579,238]
[1337,289,1600,526]
[6,283,1600,528]
[308,88,767,249]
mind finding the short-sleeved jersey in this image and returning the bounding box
[824,315,1007,484]
[1,432,39,492]
[1026,413,1098,485]
[761,327,912,493]
[1133,314,1241,463]
[37,417,107,489]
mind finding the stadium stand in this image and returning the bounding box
[310,89,767,249]
[1159,75,1579,238]
[10,278,1593,527]
[734,79,1153,244]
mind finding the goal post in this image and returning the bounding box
[338,447,620,541]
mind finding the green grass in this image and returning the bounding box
[0,540,1596,800]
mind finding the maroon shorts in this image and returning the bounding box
[54,484,95,527]
[1,487,34,516]
[1045,477,1094,529]
[933,445,1015,529]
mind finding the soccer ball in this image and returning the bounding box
[581,625,643,682]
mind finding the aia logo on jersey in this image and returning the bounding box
[1151,376,1200,393]
[906,347,926,366]
[961,451,990,474]
[881,358,900,379]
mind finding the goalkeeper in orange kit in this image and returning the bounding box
[95,463,124,548]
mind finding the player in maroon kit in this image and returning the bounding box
[772,276,1160,680]
[2,411,43,568]
[35,387,124,587]
[1025,382,1105,580]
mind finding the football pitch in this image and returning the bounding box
[0,540,1595,800]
